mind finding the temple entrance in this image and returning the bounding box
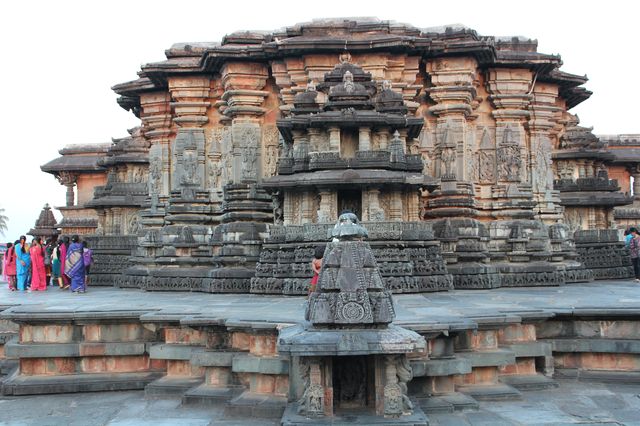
[338,189,362,219]
[332,356,374,412]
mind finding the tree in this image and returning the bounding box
[0,207,7,237]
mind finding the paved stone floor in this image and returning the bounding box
[1,279,640,326]
[0,379,638,425]
[2,280,640,425]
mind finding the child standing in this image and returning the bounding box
[309,245,325,294]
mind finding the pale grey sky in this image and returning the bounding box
[1,0,638,239]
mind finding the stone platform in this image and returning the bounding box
[1,280,640,424]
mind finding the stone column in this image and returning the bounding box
[375,127,390,150]
[367,188,385,221]
[317,190,334,223]
[389,192,402,221]
[632,167,640,201]
[308,128,322,152]
[57,172,77,207]
[359,127,371,151]
[328,126,340,152]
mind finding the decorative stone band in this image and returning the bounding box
[268,221,435,243]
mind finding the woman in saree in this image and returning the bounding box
[65,235,85,293]
[15,236,30,291]
[3,242,16,290]
[59,236,70,289]
[29,237,47,291]
[51,240,62,288]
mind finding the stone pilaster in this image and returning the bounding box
[529,83,564,223]
[485,68,535,219]
[424,57,478,218]
[56,172,77,207]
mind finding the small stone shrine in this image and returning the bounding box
[27,204,59,241]
[278,213,427,424]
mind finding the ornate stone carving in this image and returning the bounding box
[497,125,522,182]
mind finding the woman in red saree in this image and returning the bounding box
[29,238,47,291]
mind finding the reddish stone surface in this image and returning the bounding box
[499,358,536,375]
[231,332,250,351]
[498,324,536,343]
[21,358,77,376]
[249,334,277,356]
[206,367,231,386]
[427,376,455,394]
[79,343,106,357]
[164,328,207,345]
[459,366,498,385]
[555,353,640,371]
[274,375,289,396]
[253,374,275,393]
[167,360,204,377]
[471,331,498,350]
[80,356,151,373]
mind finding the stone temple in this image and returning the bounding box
[40,18,635,292]
[1,17,637,425]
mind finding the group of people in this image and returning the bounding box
[1,235,93,294]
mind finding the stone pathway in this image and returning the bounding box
[2,279,640,326]
[0,379,638,425]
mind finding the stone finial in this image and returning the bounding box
[382,80,392,91]
[306,81,317,92]
[331,211,368,240]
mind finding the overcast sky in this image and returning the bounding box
[1,0,638,239]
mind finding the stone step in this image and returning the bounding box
[547,338,640,354]
[148,343,204,360]
[224,391,287,419]
[5,341,147,358]
[2,371,163,396]
[416,392,479,413]
[456,383,522,401]
[456,349,516,368]
[499,373,558,391]
[145,376,204,396]
[502,342,552,358]
[411,357,472,377]
[182,383,242,405]
[280,402,429,425]
[554,368,640,384]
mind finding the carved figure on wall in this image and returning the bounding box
[128,215,141,235]
[149,157,161,195]
[497,144,522,182]
[242,146,258,180]
[207,159,221,190]
[479,150,496,183]
[440,146,456,179]
[181,150,199,185]
[343,70,355,94]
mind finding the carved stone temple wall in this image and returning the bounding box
[42,18,637,291]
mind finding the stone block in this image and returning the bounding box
[498,358,536,375]
[190,350,237,367]
[164,327,207,345]
[20,358,77,376]
[206,366,232,386]
[20,325,76,344]
[456,349,516,367]
[458,366,498,385]
[144,376,203,396]
[83,323,156,342]
[498,324,536,343]
[231,332,250,351]
[411,358,471,377]
[149,344,202,360]
[182,383,240,405]
[232,354,289,375]
[80,355,153,374]
[549,338,640,354]
[224,391,287,419]
[554,352,640,371]
[249,334,277,356]
[428,337,455,359]
[502,342,551,358]
[1,371,163,396]
[166,360,204,377]
[499,373,558,390]
[456,383,521,401]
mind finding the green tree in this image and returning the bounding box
[0,207,7,237]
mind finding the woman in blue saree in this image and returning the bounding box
[65,235,85,293]
[15,236,31,291]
